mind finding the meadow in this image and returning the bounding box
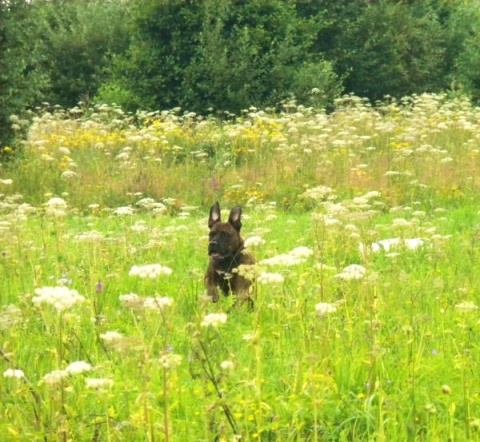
[2,93,480,441]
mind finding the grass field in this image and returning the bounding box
[2,93,480,441]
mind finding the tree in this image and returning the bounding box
[0,0,49,149]
[99,0,342,113]
[40,0,131,107]
[447,2,480,101]
[332,1,448,101]
[97,0,204,111]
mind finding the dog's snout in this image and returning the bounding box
[208,240,219,254]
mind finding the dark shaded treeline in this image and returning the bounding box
[2,0,480,148]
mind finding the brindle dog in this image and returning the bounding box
[205,202,255,303]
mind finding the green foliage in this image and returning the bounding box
[290,60,344,107]
[331,2,448,101]
[99,0,342,113]
[5,0,480,148]
[96,0,480,111]
[0,0,130,151]
[447,3,480,101]
[180,1,341,112]
[40,0,131,107]
[0,0,50,149]
[98,0,204,111]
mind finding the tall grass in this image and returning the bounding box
[6,93,480,211]
[1,93,480,440]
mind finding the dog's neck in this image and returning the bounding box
[213,247,245,272]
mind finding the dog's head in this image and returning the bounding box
[207,202,244,261]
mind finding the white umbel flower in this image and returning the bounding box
[85,378,114,390]
[244,236,266,248]
[3,368,25,379]
[257,272,284,285]
[65,361,92,375]
[129,264,172,278]
[335,264,366,280]
[201,313,228,328]
[33,286,85,312]
[315,302,338,317]
[144,296,174,311]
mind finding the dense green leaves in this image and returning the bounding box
[333,2,447,101]
[3,0,480,149]
[40,0,131,107]
[0,0,50,147]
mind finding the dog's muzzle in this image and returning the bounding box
[208,241,225,260]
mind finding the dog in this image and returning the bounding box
[205,202,255,303]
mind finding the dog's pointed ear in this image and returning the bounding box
[208,202,221,229]
[228,205,242,232]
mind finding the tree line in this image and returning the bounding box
[2,0,480,149]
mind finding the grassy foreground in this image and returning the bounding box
[2,94,480,441]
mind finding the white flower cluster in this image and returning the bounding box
[261,246,313,267]
[3,368,25,379]
[244,236,266,248]
[455,301,478,313]
[65,361,92,375]
[119,293,174,311]
[44,197,68,217]
[74,230,105,242]
[119,293,145,310]
[85,378,114,390]
[42,360,92,386]
[335,264,366,281]
[220,360,235,371]
[131,220,148,233]
[144,296,174,311]
[45,197,67,208]
[201,312,228,328]
[290,247,314,258]
[159,353,183,369]
[351,191,382,206]
[99,331,124,345]
[257,271,284,285]
[315,302,339,317]
[301,185,334,201]
[61,170,77,179]
[113,206,134,216]
[136,198,168,214]
[129,264,173,278]
[43,370,68,385]
[359,237,424,255]
[0,304,22,331]
[32,286,85,312]
[41,362,113,390]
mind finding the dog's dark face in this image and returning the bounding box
[207,202,243,263]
